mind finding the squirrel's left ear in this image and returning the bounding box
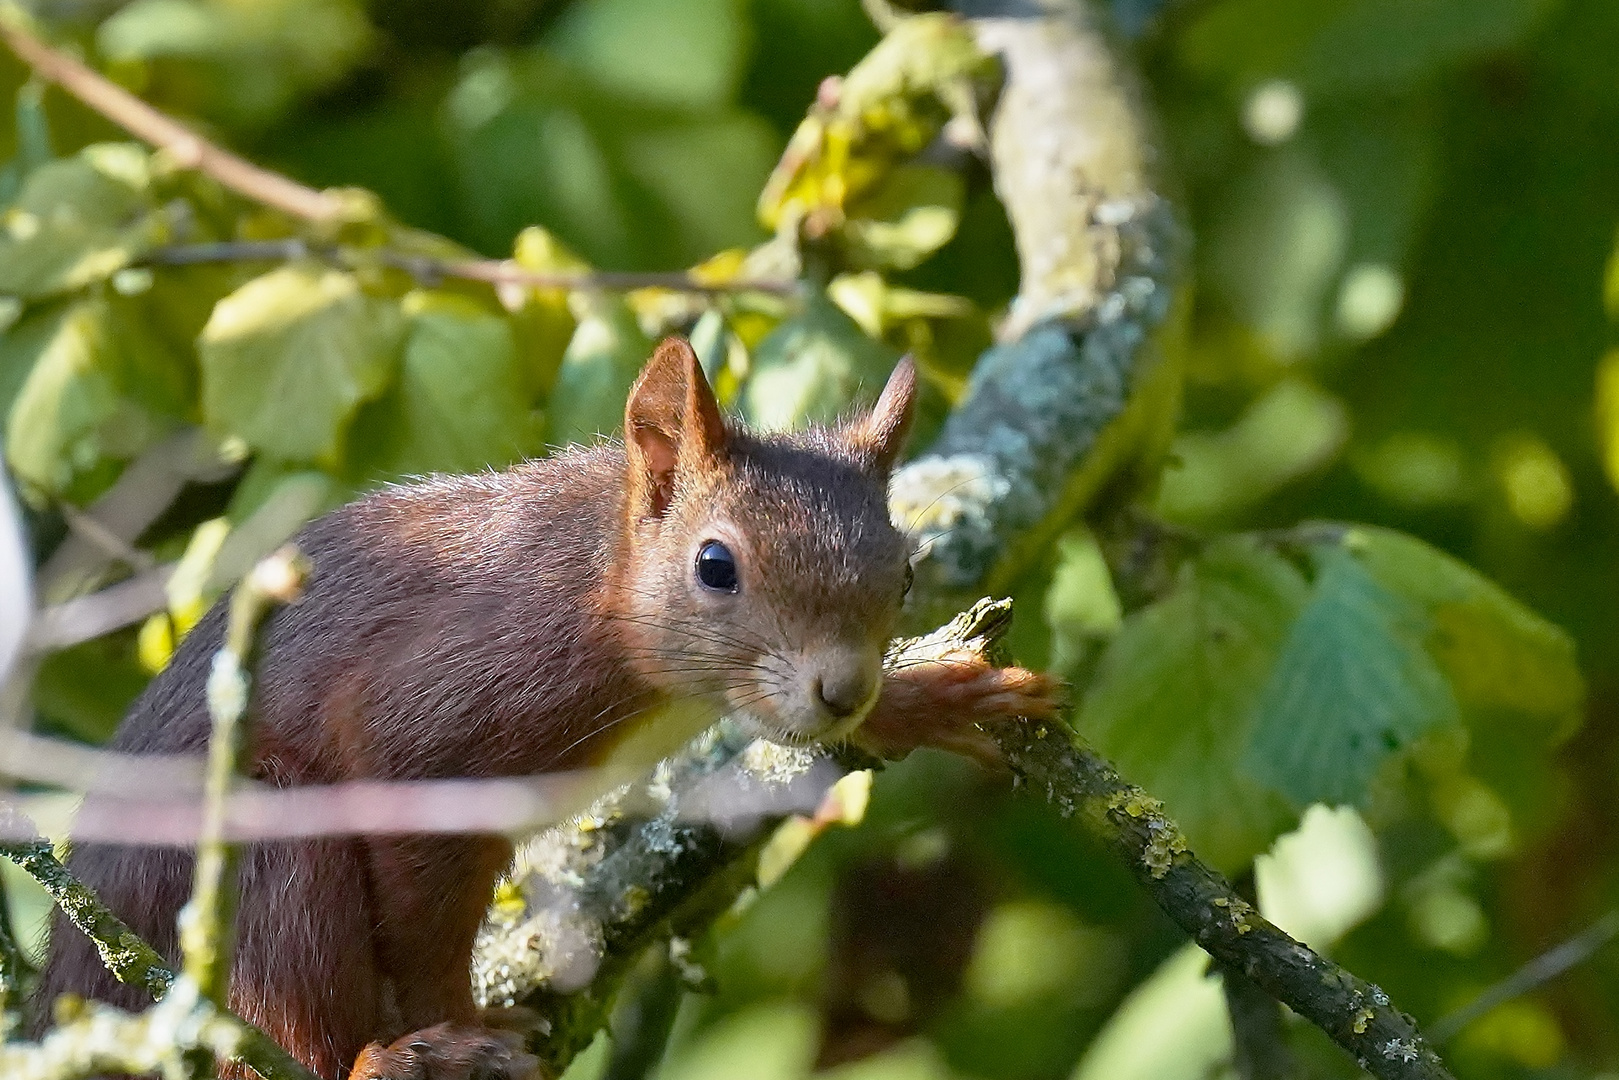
[844,356,917,475]
[625,336,727,520]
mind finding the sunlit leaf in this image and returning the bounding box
[198,262,405,462]
[347,291,541,479]
[1077,536,1304,871]
[741,290,900,432]
[1346,526,1583,734]
[0,144,159,300]
[842,164,965,271]
[3,300,169,496]
[545,296,652,447]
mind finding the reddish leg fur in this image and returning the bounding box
[859,652,1061,764]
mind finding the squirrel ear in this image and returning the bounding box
[624,336,727,519]
[844,356,917,475]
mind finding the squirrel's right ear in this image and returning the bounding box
[625,336,727,520]
[843,356,917,475]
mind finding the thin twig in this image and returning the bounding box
[0,11,344,223]
[0,729,207,796]
[26,565,174,651]
[140,242,796,296]
[1222,871,1298,1080]
[57,503,156,574]
[1429,910,1619,1044]
[10,770,607,846]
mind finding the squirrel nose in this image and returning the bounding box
[813,663,877,720]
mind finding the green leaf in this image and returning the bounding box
[741,290,900,433]
[3,300,170,496]
[1246,545,1459,808]
[1346,526,1584,734]
[97,0,374,129]
[1076,536,1305,871]
[545,0,747,109]
[545,296,652,448]
[198,262,404,462]
[842,163,965,271]
[0,144,159,300]
[346,292,542,480]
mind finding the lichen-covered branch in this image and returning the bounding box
[1,869,29,1038]
[471,610,991,1074]
[992,715,1456,1080]
[893,0,1186,621]
[179,547,308,1007]
[0,831,173,1002]
[0,980,318,1080]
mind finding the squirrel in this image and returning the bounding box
[33,336,1059,1080]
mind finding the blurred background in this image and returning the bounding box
[2,0,1618,1078]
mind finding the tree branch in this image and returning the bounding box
[1221,872,1298,1080]
[991,709,1455,1080]
[1428,909,1619,1044]
[0,829,173,1002]
[894,0,1187,624]
[140,243,794,296]
[0,868,29,1039]
[0,8,345,223]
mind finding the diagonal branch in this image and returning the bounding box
[0,8,344,223]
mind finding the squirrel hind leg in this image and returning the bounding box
[351,1024,540,1080]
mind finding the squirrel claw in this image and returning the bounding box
[855,651,1065,765]
[351,1024,540,1080]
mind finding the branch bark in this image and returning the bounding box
[993,710,1454,1080]
[893,0,1186,624]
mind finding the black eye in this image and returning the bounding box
[695,540,739,592]
[903,561,914,597]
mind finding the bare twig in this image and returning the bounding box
[1222,872,1298,1080]
[374,250,794,296]
[140,242,796,296]
[0,729,206,796]
[12,771,606,846]
[0,11,345,223]
[1429,910,1619,1044]
[38,429,236,606]
[1224,968,1298,1080]
[57,503,155,574]
[26,565,174,651]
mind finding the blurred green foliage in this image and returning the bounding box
[4,0,1619,1078]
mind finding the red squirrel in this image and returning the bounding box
[34,337,1058,1079]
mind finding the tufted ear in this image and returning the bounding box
[843,357,917,475]
[624,336,727,521]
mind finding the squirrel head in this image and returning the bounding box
[614,335,916,745]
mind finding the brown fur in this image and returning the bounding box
[31,339,1058,1079]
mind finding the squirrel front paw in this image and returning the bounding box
[351,1024,540,1080]
[855,650,1063,765]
